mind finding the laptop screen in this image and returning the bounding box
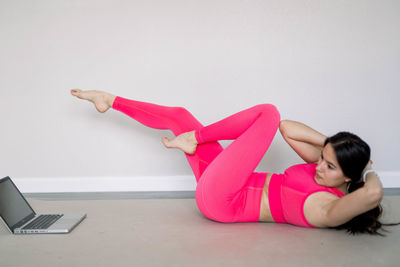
[0,177,35,231]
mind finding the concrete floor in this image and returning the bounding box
[0,193,399,267]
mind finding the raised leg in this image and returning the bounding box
[71,89,223,182]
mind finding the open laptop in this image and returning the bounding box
[0,176,86,234]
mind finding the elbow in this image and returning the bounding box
[373,188,384,206]
[279,120,288,136]
[367,187,384,208]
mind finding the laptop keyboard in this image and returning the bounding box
[22,214,64,230]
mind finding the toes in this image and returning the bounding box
[162,137,171,147]
[71,89,81,96]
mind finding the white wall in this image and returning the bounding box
[1,0,399,191]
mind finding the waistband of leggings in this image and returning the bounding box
[268,173,287,223]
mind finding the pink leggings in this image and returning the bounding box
[112,96,280,223]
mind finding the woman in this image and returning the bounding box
[71,89,398,235]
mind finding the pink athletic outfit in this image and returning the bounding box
[112,96,345,227]
[269,163,345,228]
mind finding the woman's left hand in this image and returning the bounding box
[363,160,373,173]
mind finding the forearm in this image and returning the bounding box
[280,120,327,147]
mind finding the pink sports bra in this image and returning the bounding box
[268,163,345,228]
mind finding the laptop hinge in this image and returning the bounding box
[11,213,36,231]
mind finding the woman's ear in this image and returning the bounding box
[344,177,352,183]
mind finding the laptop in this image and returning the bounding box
[0,176,86,234]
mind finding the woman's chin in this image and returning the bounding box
[314,174,324,185]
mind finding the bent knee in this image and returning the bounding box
[256,104,280,123]
[172,106,190,116]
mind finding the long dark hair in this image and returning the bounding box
[324,132,400,236]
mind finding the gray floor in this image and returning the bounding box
[1,192,399,267]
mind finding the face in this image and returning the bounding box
[315,143,352,188]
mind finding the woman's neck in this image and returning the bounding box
[337,183,349,195]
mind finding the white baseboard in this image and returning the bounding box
[13,176,197,193]
[378,172,399,188]
[12,172,399,193]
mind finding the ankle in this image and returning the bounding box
[190,130,198,145]
[106,94,116,108]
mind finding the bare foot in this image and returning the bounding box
[70,89,115,113]
[162,131,198,155]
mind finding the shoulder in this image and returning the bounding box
[303,191,340,228]
[285,163,317,174]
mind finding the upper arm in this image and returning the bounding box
[320,187,383,227]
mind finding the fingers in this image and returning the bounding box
[364,160,373,172]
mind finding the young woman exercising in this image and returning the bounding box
[71,89,399,235]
